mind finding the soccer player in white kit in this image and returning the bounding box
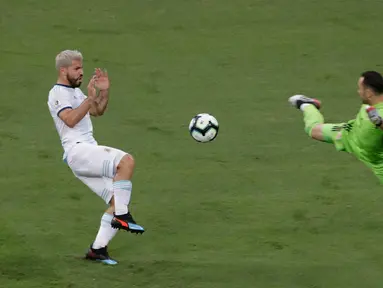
[47,50,144,265]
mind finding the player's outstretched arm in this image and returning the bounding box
[366,106,383,130]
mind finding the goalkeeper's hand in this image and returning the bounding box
[366,105,383,127]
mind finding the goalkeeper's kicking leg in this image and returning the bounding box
[288,95,346,144]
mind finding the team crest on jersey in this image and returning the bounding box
[55,100,60,106]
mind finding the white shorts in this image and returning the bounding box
[66,142,128,204]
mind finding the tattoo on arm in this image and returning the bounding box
[94,90,109,116]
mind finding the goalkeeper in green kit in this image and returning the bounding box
[289,71,383,183]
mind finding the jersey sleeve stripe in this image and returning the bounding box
[57,106,72,116]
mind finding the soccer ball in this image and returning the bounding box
[188,113,219,143]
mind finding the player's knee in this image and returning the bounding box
[306,124,323,141]
[117,154,135,172]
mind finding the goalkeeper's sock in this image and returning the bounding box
[300,103,311,111]
[301,104,324,136]
[92,213,118,249]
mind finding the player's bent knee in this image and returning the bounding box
[307,124,324,141]
[117,154,135,171]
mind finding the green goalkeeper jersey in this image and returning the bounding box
[338,103,383,166]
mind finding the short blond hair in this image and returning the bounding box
[55,49,83,70]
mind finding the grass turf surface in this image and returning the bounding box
[1,0,383,287]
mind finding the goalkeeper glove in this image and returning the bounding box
[366,105,383,127]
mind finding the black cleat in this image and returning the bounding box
[289,95,321,110]
[111,212,145,234]
[85,245,118,265]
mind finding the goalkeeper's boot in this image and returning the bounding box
[111,212,145,234]
[289,95,321,110]
[85,245,118,265]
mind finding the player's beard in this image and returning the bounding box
[67,75,83,88]
[361,94,369,104]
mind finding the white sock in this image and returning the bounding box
[92,213,118,249]
[113,180,132,216]
[300,103,310,111]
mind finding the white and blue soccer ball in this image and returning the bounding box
[188,113,219,143]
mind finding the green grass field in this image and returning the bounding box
[2,0,383,287]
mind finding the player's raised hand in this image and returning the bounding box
[366,105,383,127]
[94,68,110,91]
[87,76,97,95]
[87,75,97,100]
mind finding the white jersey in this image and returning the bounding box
[47,84,97,159]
